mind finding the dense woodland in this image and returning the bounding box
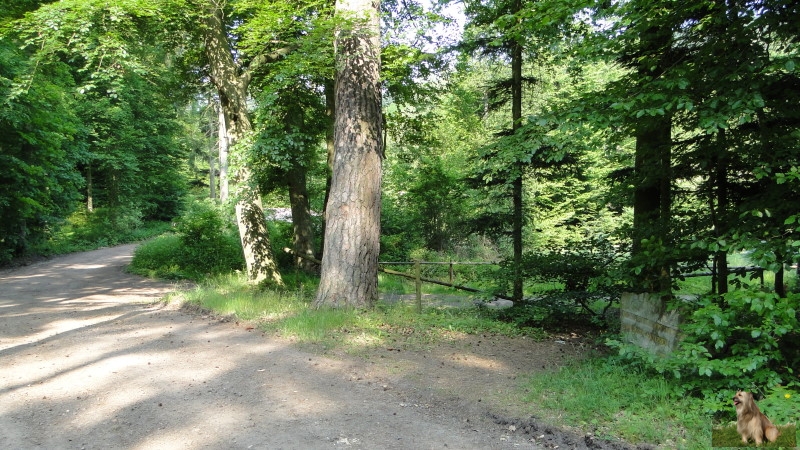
[2,0,799,414]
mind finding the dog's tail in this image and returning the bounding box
[765,424,780,443]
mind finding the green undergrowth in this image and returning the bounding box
[523,357,711,449]
[35,214,172,256]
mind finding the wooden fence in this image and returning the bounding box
[284,248,501,312]
[379,261,503,312]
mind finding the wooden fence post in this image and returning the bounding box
[415,260,422,313]
[449,260,454,285]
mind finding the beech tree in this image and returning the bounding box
[315,0,383,308]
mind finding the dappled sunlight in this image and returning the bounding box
[341,329,389,348]
[2,245,591,448]
[449,353,511,372]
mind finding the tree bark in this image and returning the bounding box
[283,100,317,273]
[316,77,337,261]
[510,9,524,302]
[201,3,282,286]
[86,165,93,212]
[314,0,382,308]
[287,166,317,272]
[632,115,672,293]
[713,152,729,295]
[217,100,229,201]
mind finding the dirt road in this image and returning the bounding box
[0,245,646,450]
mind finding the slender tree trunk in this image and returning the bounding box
[209,149,216,199]
[632,115,672,293]
[287,166,317,272]
[209,106,217,199]
[86,165,93,212]
[283,101,317,273]
[713,154,729,294]
[318,78,336,259]
[631,26,673,294]
[510,16,524,302]
[315,0,382,308]
[202,3,282,286]
[775,252,786,297]
[217,101,229,201]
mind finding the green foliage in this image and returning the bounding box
[175,200,244,278]
[609,287,800,417]
[131,200,244,280]
[34,210,171,256]
[480,236,624,328]
[1,1,188,262]
[523,357,710,448]
[129,233,183,279]
[758,385,800,427]
[0,39,83,262]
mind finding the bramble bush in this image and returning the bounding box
[608,286,800,419]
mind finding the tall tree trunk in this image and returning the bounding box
[217,101,229,201]
[283,101,317,273]
[202,3,282,286]
[713,152,729,295]
[632,115,672,293]
[86,164,93,212]
[510,14,524,302]
[631,25,673,294]
[314,0,382,308]
[287,166,317,272]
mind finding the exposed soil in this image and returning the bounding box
[0,244,655,449]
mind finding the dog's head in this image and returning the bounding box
[733,391,754,413]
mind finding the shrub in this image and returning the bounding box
[175,200,244,278]
[608,286,800,417]
[129,233,183,279]
[483,236,625,328]
[131,200,244,280]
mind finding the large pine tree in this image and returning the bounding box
[315,0,383,308]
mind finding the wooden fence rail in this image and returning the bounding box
[283,248,506,312]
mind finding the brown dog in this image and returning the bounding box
[733,391,780,445]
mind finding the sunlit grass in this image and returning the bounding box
[523,358,711,449]
[177,272,544,351]
[179,272,310,322]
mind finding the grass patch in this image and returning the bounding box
[711,423,797,448]
[523,357,711,449]
[177,272,545,352]
[180,272,311,322]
